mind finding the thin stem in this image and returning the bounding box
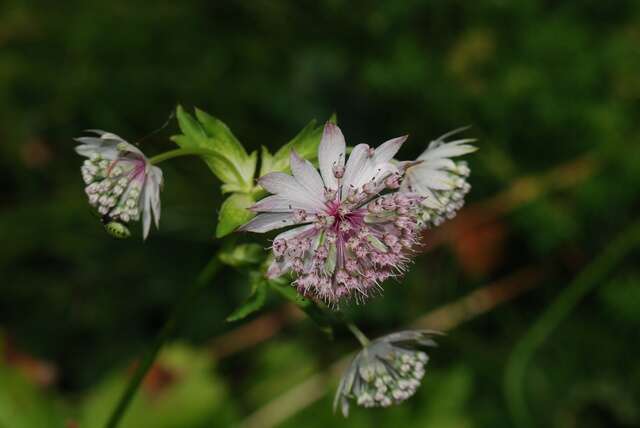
[504,219,640,428]
[104,257,221,428]
[148,148,219,165]
[347,322,370,347]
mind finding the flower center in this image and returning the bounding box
[324,200,366,236]
[268,171,426,305]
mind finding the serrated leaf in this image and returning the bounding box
[170,135,241,185]
[175,105,207,144]
[226,273,268,322]
[195,108,257,182]
[173,105,255,192]
[218,243,265,268]
[216,193,256,238]
[195,108,244,153]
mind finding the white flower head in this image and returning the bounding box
[400,127,477,228]
[334,330,439,417]
[239,123,425,306]
[75,130,163,239]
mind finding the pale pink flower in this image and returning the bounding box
[76,131,163,239]
[401,128,477,228]
[239,123,424,306]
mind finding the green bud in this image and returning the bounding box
[104,221,131,239]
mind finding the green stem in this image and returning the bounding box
[504,220,640,428]
[347,322,370,347]
[148,148,219,165]
[104,257,221,428]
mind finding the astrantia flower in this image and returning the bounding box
[239,123,425,306]
[334,330,438,417]
[401,128,477,229]
[75,130,163,239]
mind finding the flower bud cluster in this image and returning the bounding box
[355,350,428,408]
[75,131,163,239]
[82,154,144,223]
[334,330,439,417]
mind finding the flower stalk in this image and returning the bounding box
[347,322,370,347]
[148,147,222,165]
[104,256,221,428]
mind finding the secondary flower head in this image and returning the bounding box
[239,123,425,306]
[334,330,439,417]
[401,128,477,229]
[75,130,163,239]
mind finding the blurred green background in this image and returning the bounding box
[1,1,639,427]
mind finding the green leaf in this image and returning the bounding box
[79,345,237,428]
[170,134,241,186]
[216,193,256,238]
[194,108,257,182]
[175,105,207,144]
[226,272,268,322]
[218,243,265,268]
[172,105,256,192]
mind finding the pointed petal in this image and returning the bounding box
[266,257,295,279]
[147,166,163,228]
[250,195,305,212]
[409,167,457,190]
[142,186,152,239]
[373,135,407,163]
[344,136,406,193]
[290,150,325,198]
[420,158,457,171]
[75,137,119,159]
[267,259,286,279]
[419,140,477,161]
[74,137,103,146]
[341,144,370,197]
[411,180,444,209]
[273,224,316,242]
[318,122,346,190]
[75,131,146,159]
[237,212,299,233]
[258,172,324,211]
[434,126,472,141]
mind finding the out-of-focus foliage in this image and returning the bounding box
[0,0,639,427]
[78,345,237,428]
[0,341,237,428]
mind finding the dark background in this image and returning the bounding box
[1,1,639,427]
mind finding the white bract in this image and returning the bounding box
[334,330,439,417]
[76,131,163,239]
[239,123,425,306]
[401,128,477,228]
